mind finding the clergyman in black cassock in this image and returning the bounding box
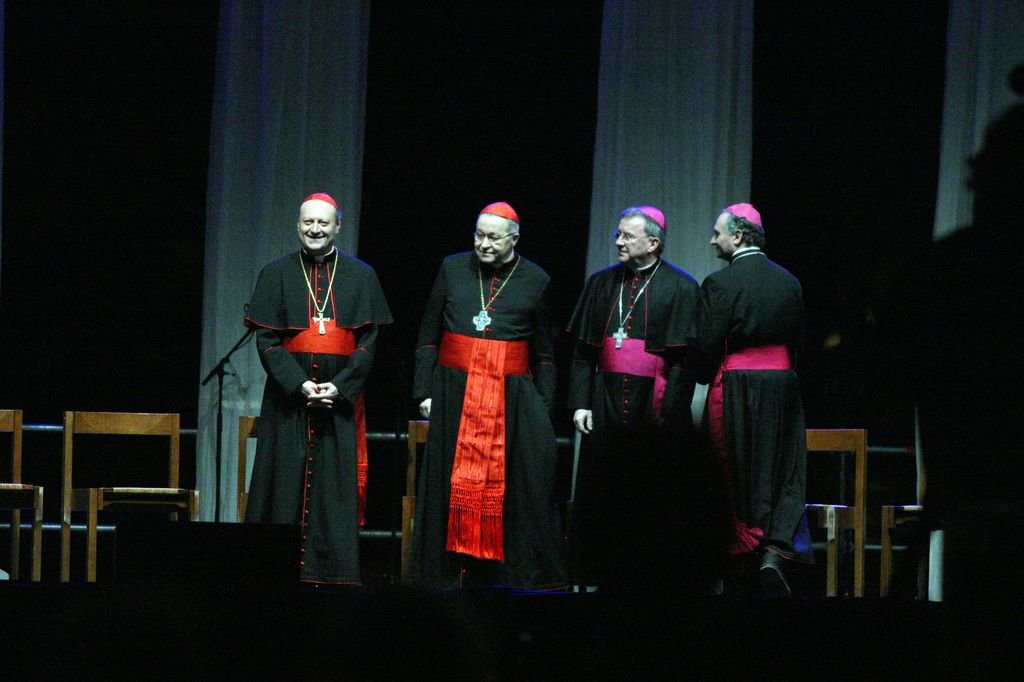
[244,193,392,584]
[567,206,725,591]
[409,201,567,589]
[695,203,812,597]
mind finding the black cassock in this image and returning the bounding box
[410,252,567,589]
[566,259,726,589]
[695,248,812,563]
[245,248,392,583]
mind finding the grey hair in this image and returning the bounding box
[723,212,765,249]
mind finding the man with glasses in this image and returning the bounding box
[566,206,717,592]
[244,192,392,584]
[695,203,811,597]
[409,201,566,589]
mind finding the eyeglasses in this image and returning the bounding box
[473,231,516,244]
[612,229,648,244]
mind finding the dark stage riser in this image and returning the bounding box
[1,579,965,679]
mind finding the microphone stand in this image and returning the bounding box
[201,327,255,521]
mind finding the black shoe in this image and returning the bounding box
[759,551,791,597]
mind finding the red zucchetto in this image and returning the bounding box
[480,201,519,224]
[304,192,338,209]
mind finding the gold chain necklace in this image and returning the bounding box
[473,256,520,331]
[299,250,339,335]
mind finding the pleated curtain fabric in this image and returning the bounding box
[586,0,754,286]
[932,0,1024,241]
[197,0,370,520]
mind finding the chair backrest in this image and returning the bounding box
[406,420,429,498]
[62,411,181,497]
[238,415,259,521]
[806,428,867,511]
[0,409,25,484]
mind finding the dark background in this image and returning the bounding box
[2,1,949,448]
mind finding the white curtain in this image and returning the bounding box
[197,0,371,521]
[933,0,1024,240]
[587,0,754,285]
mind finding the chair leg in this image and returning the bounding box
[87,491,99,583]
[880,505,895,597]
[10,508,22,581]
[853,525,865,597]
[32,489,43,582]
[61,513,72,583]
[401,495,415,585]
[824,506,838,597]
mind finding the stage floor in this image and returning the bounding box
[2,580,971,680]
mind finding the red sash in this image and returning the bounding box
[439,331,530,561]
[283,319,368,526]
[282,321,356,355]
[708,344,792,554]
[598,337,667,419]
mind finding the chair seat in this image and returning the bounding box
[0,483,41,507]
[806,503,856,529]
[886,504,923,514]
[72,487,197,511]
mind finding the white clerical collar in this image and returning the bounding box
[630,257,660,274]
[302,246,336,263]
[731,247,763,262]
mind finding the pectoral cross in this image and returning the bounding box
[473,309,492,332]
[612,326,628,349]
[313,312,331,335]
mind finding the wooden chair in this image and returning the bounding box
[804,429,867,597]
[401,419,429,584]
[880,440,928,598]
[0,409,43,581]
[61,411,200,582]
[237,415,259,522]
[880,504,927,597]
